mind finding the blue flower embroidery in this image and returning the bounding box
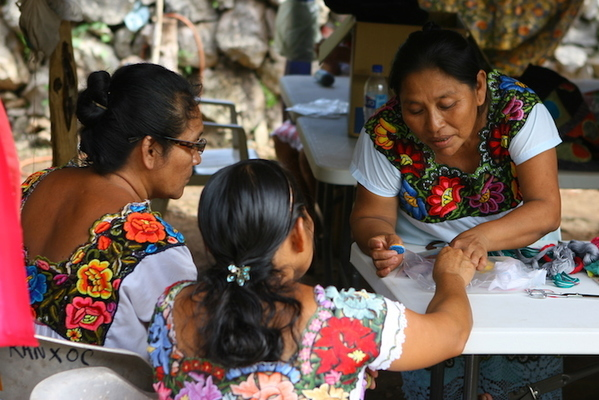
[326,287,384,319]
[27,265,47,304]
[399,180,428,220]
[148,312,173,374]
[498,75,534,94]
[159,218,185,243]
[146,244,158,254]
[130,203,147,212]
[226,362,300,383]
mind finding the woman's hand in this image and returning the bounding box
[368,234,404,277]
[449,230,490,271]
[433,246,476,287]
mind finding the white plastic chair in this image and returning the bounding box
[0,335,154,400]
[30,366,157,400]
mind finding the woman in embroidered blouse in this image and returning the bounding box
[147,159,476,400]
[350,25,562,277]
[21,63,202,359]
[350,25,562,400]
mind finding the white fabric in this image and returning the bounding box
[350,103,562,245]
[369,298,407,371]
[35,246,197,361]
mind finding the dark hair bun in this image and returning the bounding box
[76,70,111,127]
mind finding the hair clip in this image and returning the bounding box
[93,101,107,110]
[227,264,251,286]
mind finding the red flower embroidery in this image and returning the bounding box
[155,366,165,381]
[427,176,465,218]
[394,140,426,177]
[488,123,511,161]
[98,236,112,250]
[124,212,166,243]
[65,296,113,331]
[94,221,111,234]
[313,317,378,375]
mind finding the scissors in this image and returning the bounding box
[526,288,599,299]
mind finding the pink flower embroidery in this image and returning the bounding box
[467,177,505,214]
[503,97,524,121]
[324,370,342,385]
[231,372,298,400]
[153,382,173,400]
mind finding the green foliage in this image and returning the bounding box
[72,22,112,44]
[260,82,277,109]
[17,33,32,60]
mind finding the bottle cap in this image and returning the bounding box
[372,65,383,73]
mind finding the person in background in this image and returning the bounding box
[21,63,202,360]
[147,158,476,399]
[350,24,562,399]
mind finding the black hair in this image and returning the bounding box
[388,22,490,95]
[76,63,201,174]
[193,159,307,367]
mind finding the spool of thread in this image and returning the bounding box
[314,69,335,87]
[390,244,405,254]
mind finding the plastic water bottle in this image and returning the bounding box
[363,64,389,121]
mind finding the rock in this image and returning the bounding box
[73,34,120,86]
[178,21,218,69]
[257,47,285,97]
[165,0,217,23]
[79,0,136,26]
[216,0,269,70]
[201,61,266,143]
[21,65,50,118]
[0,19,30,91]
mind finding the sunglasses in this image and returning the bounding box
[129,136,207,154]
[163,136,207,154]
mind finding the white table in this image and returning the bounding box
[350,242,599,398]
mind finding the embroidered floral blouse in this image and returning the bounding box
[351,70,561,244]
[367,70,544,223]
[148,282,407,400]
[22,166,197,357]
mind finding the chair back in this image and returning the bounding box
[30,366,157,400]
[0,335,154,400]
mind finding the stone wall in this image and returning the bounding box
[0,0,328,156]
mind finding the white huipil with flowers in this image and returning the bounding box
[148,282,408,400]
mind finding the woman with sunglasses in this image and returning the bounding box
[21,63,203,360]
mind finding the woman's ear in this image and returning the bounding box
[140,135,162,170]
[290,214,314,254]
[476,69,487,106]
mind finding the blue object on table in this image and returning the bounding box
[390,244,405,254]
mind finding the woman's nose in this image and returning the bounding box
[193,151,201,166]
[426,110,444,132]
